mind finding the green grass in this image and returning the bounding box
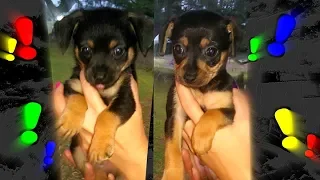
[48,42,153,179]
[153,72,172,180]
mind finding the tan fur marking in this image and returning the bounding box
[200,38,210,48]
[198,51,228,74]
[120,47,135,71]
[68,74,124,101]
[192,51,228,87]
[99,75,125,98]
[161,22,175,54]
[109,40,118,49]
[163,141,185,180]
[87,40,94,48]
[162,90,186,180]
[88,110,121,163]
[57,94,87,139]
[75,47,79,59]
[179,36,188,47]
[68,79,82,94]
[174,58,187,84]
[65,94,87,114]
[192,109,230,155]
[74,47,85,69]
[175,51,229,88]
[190,90,233,109]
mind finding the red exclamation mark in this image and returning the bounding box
[14,16,37,60]
[305,134,320,163]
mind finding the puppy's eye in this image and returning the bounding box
[113,46,125,58]
[80,46,92,58]
[173,44,185,55]
[205,46,218,57]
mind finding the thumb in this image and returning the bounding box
[84,163,96,180]
[79,70,106,113]
[52,82,66,117]
[232,88,250,122]
[175,81,204,124]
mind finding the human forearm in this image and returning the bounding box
[121,136,148,180]
[201,129,252,180]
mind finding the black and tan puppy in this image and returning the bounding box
[159,10,240,180]
[52,7,153,179]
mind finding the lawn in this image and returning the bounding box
[48,42,153,179]
[153,70,173,180]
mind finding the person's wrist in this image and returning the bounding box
[121,137,148,180]
[209,128,251,180]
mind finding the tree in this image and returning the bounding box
[44,0,79,17]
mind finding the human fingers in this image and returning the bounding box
[63,149,76,167]
[130,76,142,111]
[183,120,196,153]
[232,88,251,121]
[192,167,201,180]
[184,120,195,138]
[79,70,106,113]
[108,174,115,180]
[84,163,96,180]
[199,153,233,180]
[193,156,207,180]
[204,167,218,180]
[52,82,66,117]
[183,130,192,150]
[175,81,204,124]
[182,148,194,179]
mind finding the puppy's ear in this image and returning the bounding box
[53,9,84,54]
[158,16,177,56]
[223,18,241,58]
[128,12,154,57]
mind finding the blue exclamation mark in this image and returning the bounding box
[43,141,56,170]
[267,14,296,57]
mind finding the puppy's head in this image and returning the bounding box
[159,10,239,88]
[53,8,153,89]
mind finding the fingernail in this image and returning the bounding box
[55,82,61,89]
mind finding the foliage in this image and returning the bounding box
[46,0,154,18]
[155,0,247,33]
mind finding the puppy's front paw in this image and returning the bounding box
[191,119,216,156]
[162,168,184,180]
[88,134,114,163]
[56,110,83,140]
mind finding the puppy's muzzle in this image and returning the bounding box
[183,71,197,83]
[95,72,107,82]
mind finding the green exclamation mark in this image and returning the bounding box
[248,36,263,62]
[20,102,42,145]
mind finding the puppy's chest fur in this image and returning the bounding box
[190,89,233,111]
[67,76,124,105]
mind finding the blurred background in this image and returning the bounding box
[43,0,153,179]
[153,0,249,179]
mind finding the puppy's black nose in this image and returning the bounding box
[95,72,106,81]
[183,72,197,83]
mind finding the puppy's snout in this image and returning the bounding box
[95,72,106,81]
[183,71,197,83]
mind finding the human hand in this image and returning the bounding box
[177,81,252,180]
[182,139,218,180]
[52,71,148,180]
